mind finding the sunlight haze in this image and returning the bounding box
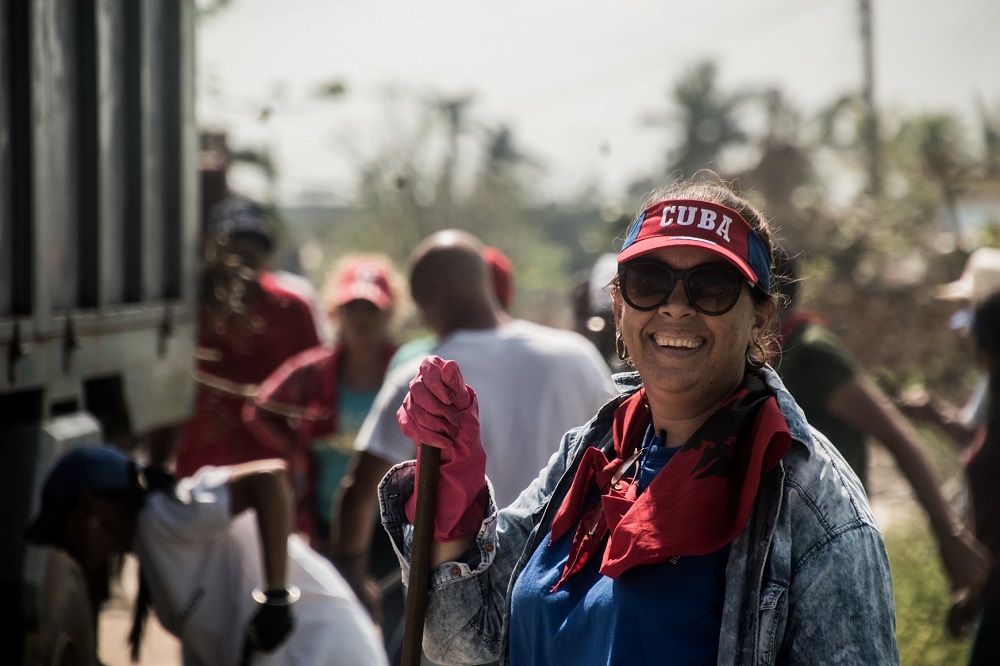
[195,0,1000,205]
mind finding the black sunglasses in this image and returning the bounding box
[618,261,747,315]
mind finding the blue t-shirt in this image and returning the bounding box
[509,427,729,665]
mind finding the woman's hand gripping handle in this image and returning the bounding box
[397,356,488,542]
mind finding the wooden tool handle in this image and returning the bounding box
[401,444,441,666]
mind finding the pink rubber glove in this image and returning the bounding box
[397,356,488,542]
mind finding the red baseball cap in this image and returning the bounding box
[482,246,514,311]
[333,258,395,311]
[618,198,770,290]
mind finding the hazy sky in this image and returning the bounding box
[196,0,1000,206]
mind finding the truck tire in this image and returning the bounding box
[24,551,98,666]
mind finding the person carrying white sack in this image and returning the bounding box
[25,445,387,665]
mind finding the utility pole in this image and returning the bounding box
[859,0,881,197]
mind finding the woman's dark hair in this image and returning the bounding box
[771,246,801,310]
[125,466,177,662]
[973,292,1000,508]
[973,292,1000,386]
[198,232,270,336]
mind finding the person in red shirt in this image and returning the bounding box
[245,255,401,550]
[171,196,322,477]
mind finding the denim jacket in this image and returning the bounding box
[378,367,900,665]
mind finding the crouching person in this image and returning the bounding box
[25,446,387,665]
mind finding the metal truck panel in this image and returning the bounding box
[1,1,198,661]
[2,0,197,399]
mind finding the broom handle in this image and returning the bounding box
[401,444,441,666]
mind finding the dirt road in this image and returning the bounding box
[98,557,179,666]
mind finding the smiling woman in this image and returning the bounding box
[376,177,901,666]
[610,183,778,445]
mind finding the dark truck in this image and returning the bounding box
[1,1,198,663]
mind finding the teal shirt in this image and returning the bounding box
[387,336,436,374]
[311,378,380,526]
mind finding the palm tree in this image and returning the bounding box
[901,114,970,242]
[979,98,1000,179]
[431,93,475,209]
[643,60,751,180]
[733,89,816,253]
[197,0,235,21]
[817,93,866,152]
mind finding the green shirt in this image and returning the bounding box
[778,321,868,488]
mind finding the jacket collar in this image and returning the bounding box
[612,367,813,452]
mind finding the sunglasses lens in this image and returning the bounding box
[620,262,745,314]
[686,265,744,314]
[621,264,676,310]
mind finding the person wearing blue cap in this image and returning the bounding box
[378,179,898,665]
[162,194,323,482]
[25,446,387,665]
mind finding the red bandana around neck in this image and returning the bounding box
[548,374,791,591]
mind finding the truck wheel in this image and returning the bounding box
[32,551,98,666]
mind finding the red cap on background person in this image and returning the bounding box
[483,246,515,312]
[328,256,396,312]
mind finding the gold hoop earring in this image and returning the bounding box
[615,332,629,361]
[746,339,766,369]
